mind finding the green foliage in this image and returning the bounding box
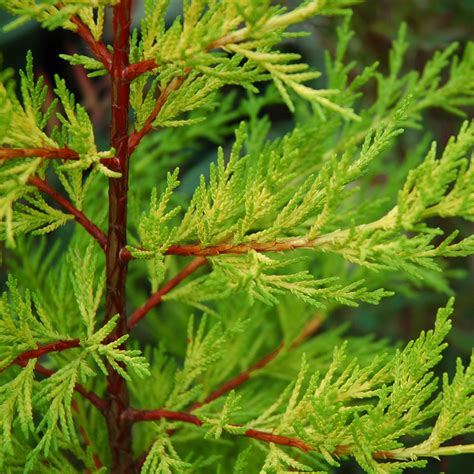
[0,51,116,245]
[0,1,472,473]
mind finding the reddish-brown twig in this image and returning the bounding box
[0,147,117,168]
[127,257,207,330]
[5,339,81,371]
[120,237,324,262]
[122,407,313,451]
[29,176,108,250]
[70,16,112,72]
[124,406,396,462]
[122,59,158,81]
[0,147,79,161]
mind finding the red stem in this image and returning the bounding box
[104,1,134,472]
[122,59,158,81]
[0,147,79,160]
[29,176,107,250]
[6,339,81,369]
[127,257,207,330]
[124,407,396,460]
[71,16,112,72]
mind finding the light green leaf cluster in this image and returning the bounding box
[0,53,55,240]
[374,25,474,120]
[0,361,35,467]
[0,275,67,369]
[129,301,472,473]
[26,358,90,472]
[55,162,100,211]
[412,355,474,454]
[59,53,108,78]
[68,246,150,378]
[228,300,471,472]
[0,191,74,240]
[130,0,362,127]
[0,0,115,34]
[260,442,314,473]
[69,245,104,337]
[202,391,243,440]
[0,248,150,470]
[86,315,151,381]
[312,120,474,277]
[136,97,474,309]
[141,430,192,474]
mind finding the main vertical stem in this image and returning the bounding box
[105,1,133,472]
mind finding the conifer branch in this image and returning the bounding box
[190,315,323,410]
[70,15,112,73]
[123,407,314,451]
[5,339,81,370]
[123,406,399,458]
[121,236,335,260]
[125,406,472,463]
[29,176,107,250]
[124,0,324,81]
[127,257,207,330]
[122,59,158,82]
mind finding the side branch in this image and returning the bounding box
[29,176,107,250]
[165,238,318,256]
[122,407,313,452]
[5,339,81,370]
[71,16,112,72]
[127,257,207,330]
[120,237,322,261]
[0,147,79,161]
